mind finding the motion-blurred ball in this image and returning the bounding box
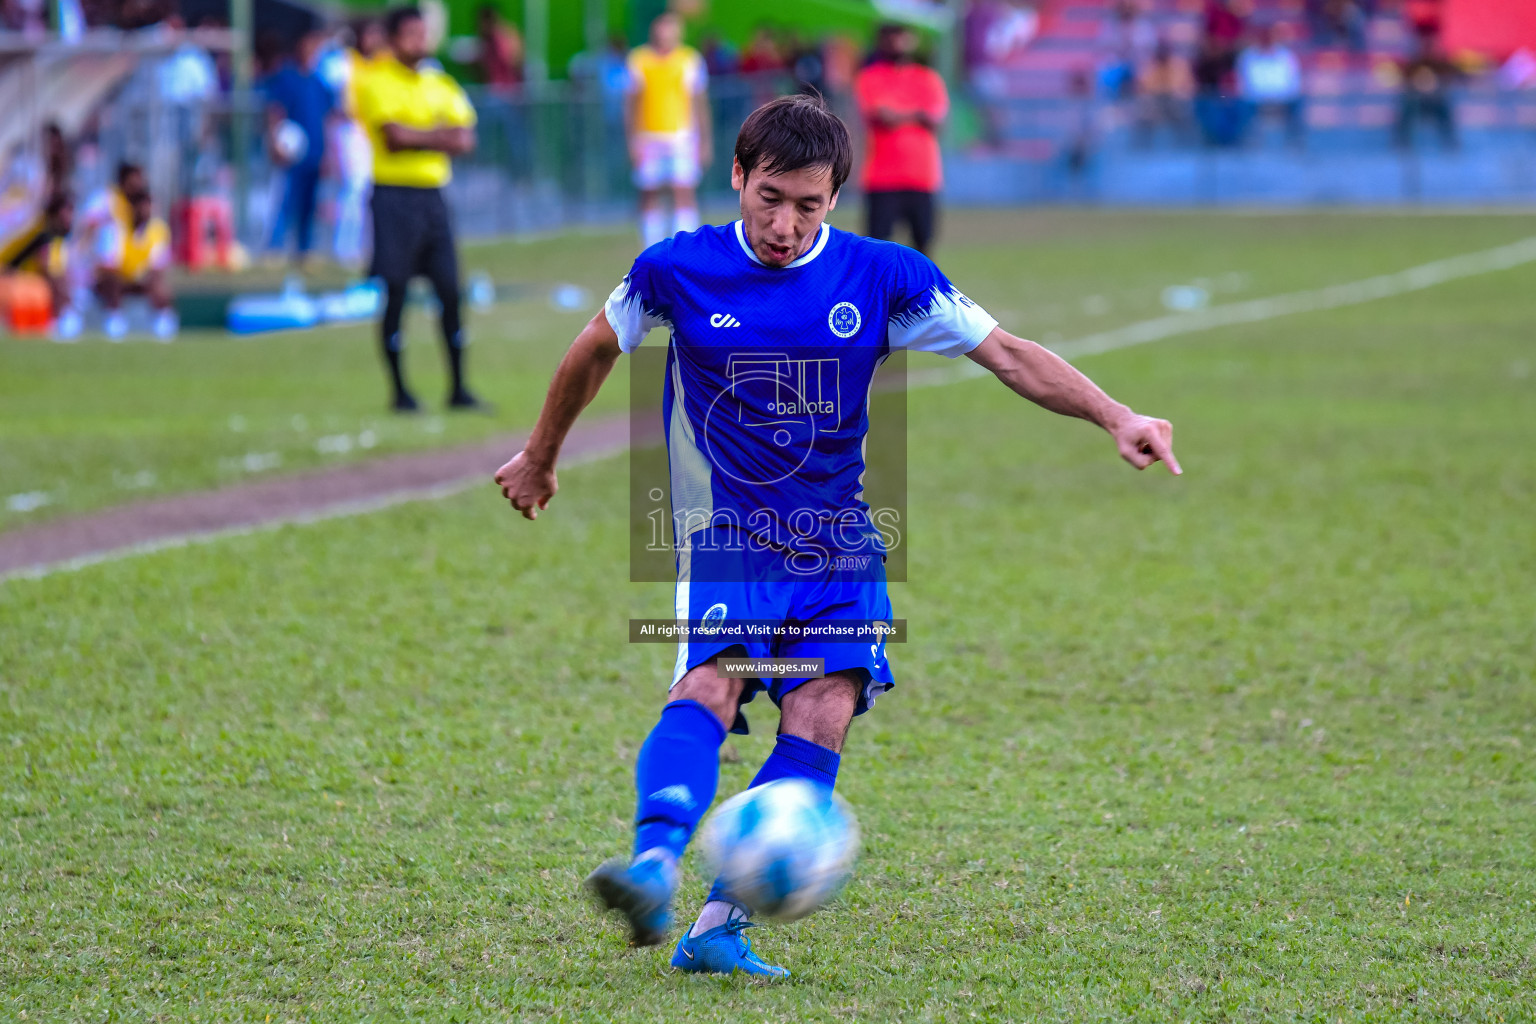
[700,778,859,920]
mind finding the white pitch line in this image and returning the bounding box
[908,232,1536,389]
[7,233,1536,583]
[1055,233,1536,360]
[0,440,629,584]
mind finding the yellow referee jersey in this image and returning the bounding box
[627,44,706,135]
[354,55,477,188]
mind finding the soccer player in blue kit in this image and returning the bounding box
[494,95,1181,976]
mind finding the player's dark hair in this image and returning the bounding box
[734,94,853,196]
[116,161,142,187]
[384,5,422,38]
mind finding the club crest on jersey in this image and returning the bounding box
[700,602,728,634]
[828,302,862,338]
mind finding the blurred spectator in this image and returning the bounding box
[1237,24,1304,145]
[42,123,71,198]
[1403,0,1441,38]
[1100,0,1155,99]
[855,23,947,255]
[700,33,739,77]
[570,33,631,113]
[327,18,385,268]
[982,0,1040,62]
[1,191,77,335]
[1193,34,1243,145]
[197,15,234,93]
[262,29,336,266]
[1134,38,1195,145]
[1307,0,1367,52]
[158,16,219,105]
[0,142,45,243]
[95,188,176,340]
[1395,29,1460,150]
[739,27,786,74]
[254,30,285,78]
[78,161,142,250]
[964,0,1038,146]
[1064,68,1097,183]
[822,35,860,98]
[1203,0,1248,49]
[475,4,523,92]
[787,32,827,96]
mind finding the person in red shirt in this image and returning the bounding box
[854,23,948,255]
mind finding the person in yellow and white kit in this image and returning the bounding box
[626,12,712,249]
[94,189,177,341]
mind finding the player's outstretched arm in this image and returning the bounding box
[494,311,623,519]
[966,326,1182,475]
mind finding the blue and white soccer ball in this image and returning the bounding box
[699,778,860,921]
[271,120,308,165]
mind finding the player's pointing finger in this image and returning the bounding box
[1148,422,1182,476]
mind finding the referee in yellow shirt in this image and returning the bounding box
[355,6,481,412]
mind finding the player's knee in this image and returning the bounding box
[670,661,743,727]
[779,674,862,751]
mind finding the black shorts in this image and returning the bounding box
[368,184,459,288]
[865,190,937,254]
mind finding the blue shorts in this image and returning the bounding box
[671,533,895,735]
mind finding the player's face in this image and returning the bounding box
[359,22,384,56]
[391,16,428,66]
[651,15,681,52]
[732,159,839,269]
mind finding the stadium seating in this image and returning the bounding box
[948,0,1536,203]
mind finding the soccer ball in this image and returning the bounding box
[699,778,859,920]
[272,120,308,165]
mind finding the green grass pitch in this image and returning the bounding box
[2,211,1535,1020]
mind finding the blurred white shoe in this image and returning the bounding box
[103,311,128,341]
[52,307,83,342]
[152,309,179,342]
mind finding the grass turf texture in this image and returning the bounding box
[2,211,1535,1020]
[3,210,1533,524]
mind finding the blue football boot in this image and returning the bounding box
[671,917,791,978]
[586,855,675,947]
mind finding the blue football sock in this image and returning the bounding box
[706,733,841,906]
[749,733,841,789]
[633,699,726,862]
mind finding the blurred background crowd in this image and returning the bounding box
[0,0,1531,336]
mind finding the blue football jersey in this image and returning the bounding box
[605,220,998,561]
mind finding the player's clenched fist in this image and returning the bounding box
[1110,414,1181,475]
[494,451,558,520]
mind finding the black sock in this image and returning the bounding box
[437,289,466,397]
[381,284,410,398]
[445,330,466,396]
